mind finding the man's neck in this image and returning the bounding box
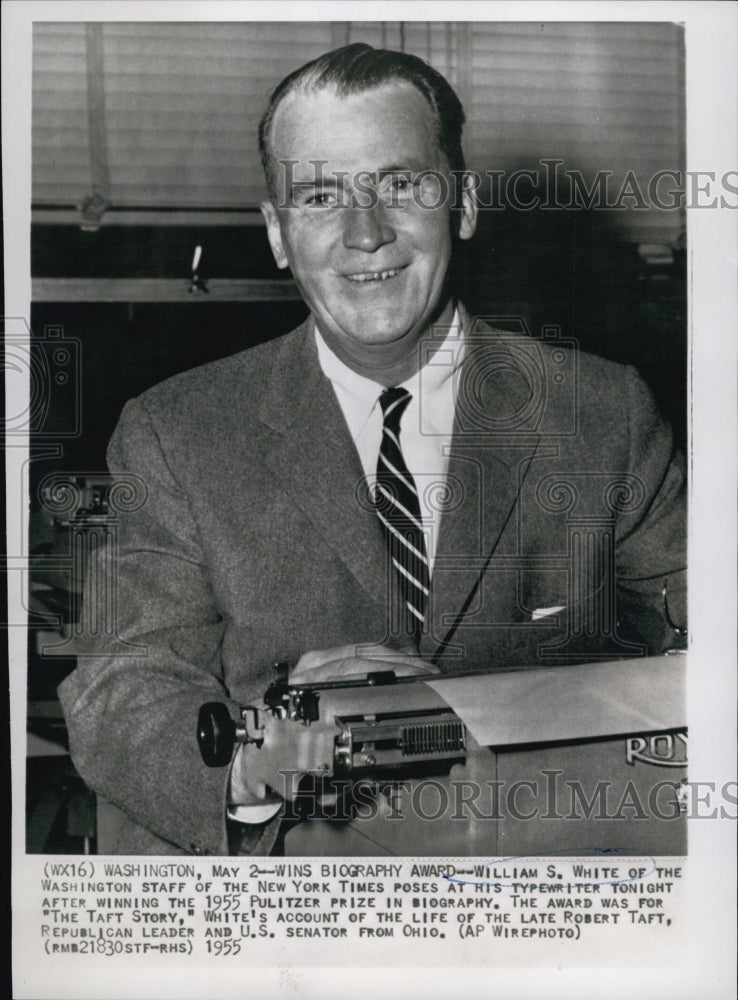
[316,299,457,387]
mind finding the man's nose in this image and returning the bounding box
[342,201,397,252]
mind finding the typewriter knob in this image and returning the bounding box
[197,702,236,767]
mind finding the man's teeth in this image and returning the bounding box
[346,268,401,282]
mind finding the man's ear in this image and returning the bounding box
[260,200,289,270]
[457,173,478,241]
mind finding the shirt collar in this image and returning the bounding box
[314,307,464,438]
[314,327,383,440]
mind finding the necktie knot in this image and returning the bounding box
[378,387,412,435]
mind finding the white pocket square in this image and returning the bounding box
[531,605,566,621]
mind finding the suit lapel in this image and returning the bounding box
[420,315,542,662]
[259,322,388,604]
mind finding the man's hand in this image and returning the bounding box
[290,642,440,684]
[229,742,274,804]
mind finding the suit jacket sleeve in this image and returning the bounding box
[58,395,240,856]
[612,364,686,646]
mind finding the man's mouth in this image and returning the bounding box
[344,267,404,283]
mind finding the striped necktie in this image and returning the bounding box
[374,387,430,637]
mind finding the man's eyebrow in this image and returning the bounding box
[376,166,415,178]
[290,177,344,193]
[376,160,428,176]
[289,162,428,190]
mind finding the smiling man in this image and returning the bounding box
[59,44,687,856]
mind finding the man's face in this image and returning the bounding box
[261,81,477,376]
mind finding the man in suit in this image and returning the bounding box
[59,44,686,856]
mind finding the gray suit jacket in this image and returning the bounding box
[59,307,686,854]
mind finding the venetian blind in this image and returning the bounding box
[33,23,92,205]
[32,20,685,240]
[460,22,686,243]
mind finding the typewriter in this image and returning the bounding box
[197,655,688,856]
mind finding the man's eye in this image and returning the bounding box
[381,174,412,192]
[305,192,339,208]
[378,174,414,204]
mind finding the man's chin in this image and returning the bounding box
[330,313,426,349]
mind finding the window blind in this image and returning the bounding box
[461,22,685,242]
[32,20,685,241]
[32,23,92,205]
